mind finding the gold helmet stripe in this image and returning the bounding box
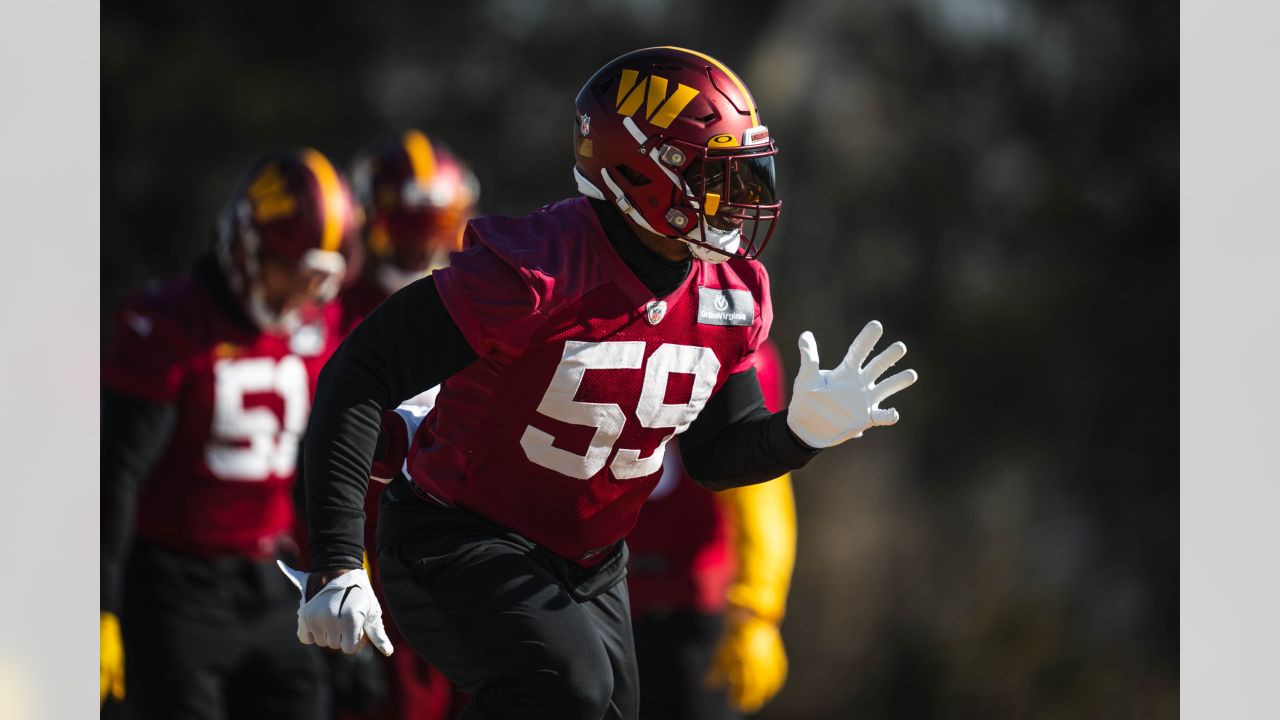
[402,129,437,183]
[300,149,345,253]
[655,46,759,126]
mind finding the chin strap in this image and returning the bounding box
[574,166,606,201]
[597,167,666,236]
[684,215,741,263]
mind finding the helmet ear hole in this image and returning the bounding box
[614,165,651,187]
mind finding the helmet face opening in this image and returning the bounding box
[665,138,781,259]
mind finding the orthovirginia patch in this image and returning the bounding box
[696,287,754,327]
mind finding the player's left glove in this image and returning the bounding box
[100,611,125,706]
[706,609,788,714]
[277,562,395,657]
[786,321,918,448]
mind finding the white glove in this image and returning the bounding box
[786,321,918,448]
[277,562,395,657]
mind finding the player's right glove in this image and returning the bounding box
[277,563,395,657]
[100,611,125,706]
[786,321,918,448]
[707,609,788,714]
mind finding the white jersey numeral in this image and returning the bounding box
[205,356,310,481]
[519,341,720,480]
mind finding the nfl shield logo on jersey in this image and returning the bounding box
[579,114,591,136]
[645,300,667,326]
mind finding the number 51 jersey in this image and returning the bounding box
[102,267,342,558]
[411,196,772,564]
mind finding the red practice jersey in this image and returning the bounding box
[102,271,343,558]
[626,338,787,615]
[406,197,772,564]
[339,270,389,337]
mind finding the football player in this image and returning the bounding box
[628,337,795,719]
[101,148,357,718]
[333,130,480,720]
[285,47,918,720]
[344,129,480,323]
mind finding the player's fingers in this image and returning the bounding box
[795,331,821,388]
[349,632,371,655]
[296,618,315,646]
[871,407,900,426]
[863,341,907,382]
[365,616,395,657]
[763,653,787,706]
[340,608,367,655]
[324,630,345,651]
[775,649,789,692]
[872,369,918,403]
[841,320,884,371]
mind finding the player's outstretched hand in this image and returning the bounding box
[277,562,394,657]
[786,321,918,448]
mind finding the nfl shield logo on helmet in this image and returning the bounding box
[579,114,591,136]
[645,300,667,326]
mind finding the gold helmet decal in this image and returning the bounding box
[247,162,297,224]
[614,69,700,129]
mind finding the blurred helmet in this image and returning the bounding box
[351,130,480,293]
[215,148,358,332]
[573,46,781,263]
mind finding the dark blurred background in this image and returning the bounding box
[102,1,1177,717]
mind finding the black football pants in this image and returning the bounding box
[120,541,330,720]
[377,482,640,720]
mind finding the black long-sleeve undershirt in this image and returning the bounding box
[678,369,817,490]
[304,277,476,572]
[304,201,818,571]
[101,390,177,613]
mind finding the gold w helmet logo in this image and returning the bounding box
[615,69,700,129]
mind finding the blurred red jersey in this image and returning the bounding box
[102,270,342,558]
[338,271,389,336]
[408,197,773,564]
[627,338,787,615]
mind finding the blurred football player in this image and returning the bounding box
[345,129,479,315]
[628,338,794,719]
[331,130,479,720]
[284,47,918,720]
[101,148,358,718]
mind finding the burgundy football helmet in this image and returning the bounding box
[351,130,480,293]
[573,46,781,262]
[215,148,358,332]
